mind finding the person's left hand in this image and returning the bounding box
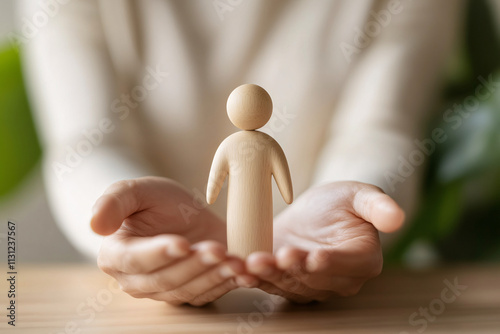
[244,181,405,303]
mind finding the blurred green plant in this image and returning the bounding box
[387,0,500,264]
[0,45,41,199]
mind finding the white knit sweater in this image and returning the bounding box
[19,0,463,258]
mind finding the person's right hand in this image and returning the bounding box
[91,176,257,306]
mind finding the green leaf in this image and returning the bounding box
[0,45,41,199]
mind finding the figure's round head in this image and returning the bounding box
[226,84,273,130]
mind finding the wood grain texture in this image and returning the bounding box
[207,84,293,258]
[207,130,293,257]
[3,264,500,333]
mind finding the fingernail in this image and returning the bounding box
[220,265,237,278]
[201,252,222,265]
[167,245,189,258]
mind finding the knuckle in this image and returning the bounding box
[164,235,188,251]
[97,254,113,274]
[355,182,383,195]
[119,276,155,296]
[205,277,220,290]
[366,184,385,194]
[112,179,139,193]
[119,280,136,294]
[197,240,222,252]
[121,251,140,274]
[220,277,237,291]
[104,179,141,210]
[207,269,226,286]
[147,273,173,292]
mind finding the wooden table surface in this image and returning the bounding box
[1,264,499,333]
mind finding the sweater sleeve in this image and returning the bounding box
[312,0,464,220]
[18,0,154,259]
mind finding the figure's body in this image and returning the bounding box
[207,85,293,258]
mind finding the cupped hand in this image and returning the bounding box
[91,176,257,306]
[246,181,405,303]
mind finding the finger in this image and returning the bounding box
[305,246,383,278]
[127,241,227,293]
[299,274,364,297]
[256,281,316,304]
[275,247,371,294]
[99,234,191,274]
[256,264,363,299]
[91,179,144,235]
[275,244,380,278]
[187,279,239,306]
[235,274,260,288]
[151,259,244,305]
[275,246,308,271]
[90,177,190,235]
[352,186,405,233]
[246,252,325,299]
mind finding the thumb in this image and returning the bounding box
[352,186,405,233]
[90,179,142,236]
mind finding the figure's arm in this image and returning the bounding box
[206,144,228,205]
[272,144,293,204]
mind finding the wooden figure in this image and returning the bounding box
[206,84,293,258]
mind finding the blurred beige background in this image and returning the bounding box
[0,0,82,262]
